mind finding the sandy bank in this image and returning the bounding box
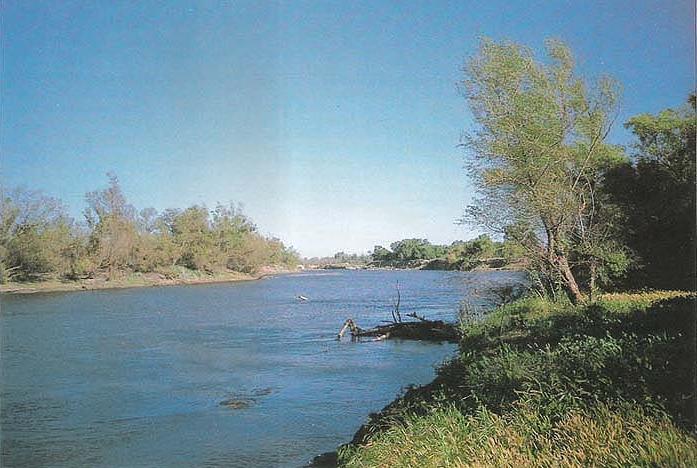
[0,267,297,295]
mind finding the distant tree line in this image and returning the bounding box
[371,235,524,270]
[330,251,372,264]
[0,174,300,283]
[302,252,372,266]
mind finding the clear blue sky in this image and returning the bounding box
[1,0,693,257]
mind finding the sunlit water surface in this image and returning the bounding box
[1,269,524,467]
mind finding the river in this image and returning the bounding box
[1,269,524,467]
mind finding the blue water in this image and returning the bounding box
[1,269,524,467]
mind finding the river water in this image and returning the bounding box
[1,269,524,467]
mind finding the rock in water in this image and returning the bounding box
[251,387,273,397]
[219,398,254,409]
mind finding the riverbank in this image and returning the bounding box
[0,265,298,295]
[320,290,697,467]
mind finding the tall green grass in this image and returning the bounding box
[340,403,697,467]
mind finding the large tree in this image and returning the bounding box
[605,97,696,290]
[461,39,625,303]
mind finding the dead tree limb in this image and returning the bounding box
[405,311,427,322]
[391,281,402,323]
[337,318,361,339]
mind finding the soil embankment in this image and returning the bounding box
[0,266,297,294]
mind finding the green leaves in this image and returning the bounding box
[606,97,696,290]
[1,177,300,283]
[462,38,628,300]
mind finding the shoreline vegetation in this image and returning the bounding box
[0,260,523,295]
[311,257,526,272]
[312,290,697,467]
[0,174,529,296]
[305,235,528,272]
[1,205,527,294]
[1,174,302,295]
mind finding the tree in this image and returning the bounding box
[0,188,76,281]
[461,39,625,303]
[165,206,217,271]
[211,202,256,270]
[605,97,696,290]
[372,245,393,263]
[499,229,526,262]
[84,174,139,277]
[467,234,496,258]
[390,239,438,261]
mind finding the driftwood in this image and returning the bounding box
[405,311,427,321]
[336,317,459,343]
[391,281,402,323]
[336,283,460,343]
[337,318,361,339]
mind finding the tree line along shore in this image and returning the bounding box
[0,174,301,293]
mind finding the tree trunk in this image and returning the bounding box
[557,254,583,304]
[544,224,584,305]
[589,262,597,302]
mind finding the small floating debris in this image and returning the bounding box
[296,295,309,302]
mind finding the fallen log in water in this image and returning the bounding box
[336,317,460,343]
[337,283,461,343]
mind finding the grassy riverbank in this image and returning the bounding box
[337,291,697,467]
[0,265,296,294]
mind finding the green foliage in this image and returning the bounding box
[604,97,696,291]
[596,290,693,312]
[446,234,497,269]
[461,38,628,302]
[371,245,392,263]
[1,176,299,283]
[83,173,139,275]
[0,187,78,281]
[166,206,218,271]
[370,234,521,270]
[388,238,444,262]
